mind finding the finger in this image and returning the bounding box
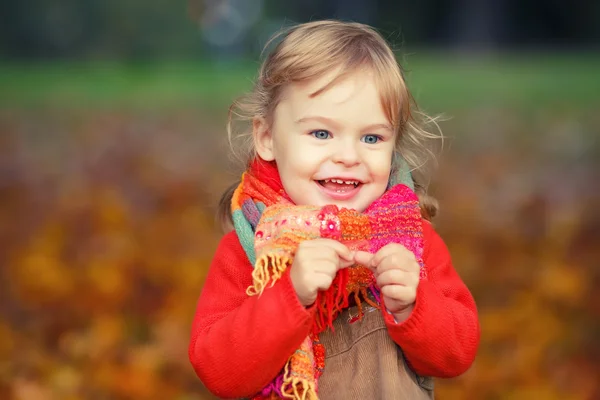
[380,284,416,303]
[377,269,419,289]
[376,269,408,287]
[312,259,339,276]
[299,244,352,271]
[376,250,419,275]
[295,247,333,267]
[353,250,374,268]
[339,257,356,269]
[310,239,354,263]
[313,272,334,291]
[371,243,410,267]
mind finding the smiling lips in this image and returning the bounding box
[317,178,362,200]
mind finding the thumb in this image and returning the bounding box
[339,257,355,269]
[354,250,374,269]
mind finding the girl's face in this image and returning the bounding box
[254,69,396,212]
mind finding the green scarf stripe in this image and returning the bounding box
[233,201,267,267]
[232,209,257,266]
[390,155,414,191]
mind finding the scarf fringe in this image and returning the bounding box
[247,254,292,296]
[313,269,348,333]
[281,378,318,400]
[312,269,380,335]
[282,361,318,400]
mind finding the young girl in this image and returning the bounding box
[189,20,480,399]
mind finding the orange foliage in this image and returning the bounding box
[0,109,598,399]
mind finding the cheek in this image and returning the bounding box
[369,153,393,179]
[276,150,317,187]
[286,148,321,174]
[284,155,310,177]
[377,161,392,177]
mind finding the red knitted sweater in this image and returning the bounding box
[189,221,480,398]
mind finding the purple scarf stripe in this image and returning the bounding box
[260,375,285,397]
[242,199,262,230]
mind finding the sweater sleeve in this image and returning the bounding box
[383,221,480,378]
[188,231,314,398]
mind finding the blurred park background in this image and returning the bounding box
[0,1,599,399]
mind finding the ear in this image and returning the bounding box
[253,117,275,161]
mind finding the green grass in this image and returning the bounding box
[0,61,257,111]
[1,53,599,111]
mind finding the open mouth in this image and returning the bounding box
[317,178,361,193]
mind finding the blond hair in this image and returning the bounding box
[218,20,442,229]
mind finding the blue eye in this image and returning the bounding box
[311,130,331,140]
[362,134,380,144]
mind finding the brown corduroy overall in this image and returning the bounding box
[316,303,435,400]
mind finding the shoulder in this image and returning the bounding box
[219,229,244,249]
[421,219,440,243]
[213,229,252,268]
[421,219,450,260]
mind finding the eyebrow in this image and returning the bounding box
[294,116,393,132]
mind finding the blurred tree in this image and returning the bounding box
[0,0,598,60]
[0,0,201,60]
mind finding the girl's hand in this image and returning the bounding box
[290,239,354,307]
[354,244,420,323]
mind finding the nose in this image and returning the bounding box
[331,138,360,167]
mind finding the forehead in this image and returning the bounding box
[277,69,388,120]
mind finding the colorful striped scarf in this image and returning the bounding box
[231,159,426,400]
